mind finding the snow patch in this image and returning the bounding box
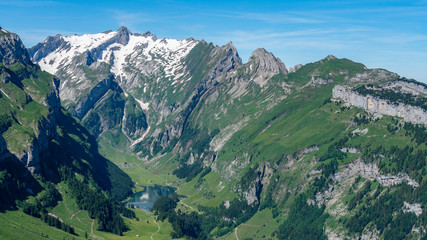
[36,28,198,89]
[135,98,149,110]
[38,31,117,74]
[130,125,151,148]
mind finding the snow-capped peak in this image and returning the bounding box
[35,27,198,82]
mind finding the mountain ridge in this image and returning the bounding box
[1,27,134,238]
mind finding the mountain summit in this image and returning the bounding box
[0,27,32,66]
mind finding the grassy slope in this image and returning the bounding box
[0,210,81,240]
[0,63,54,152]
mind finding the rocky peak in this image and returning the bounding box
[326,54,337,60]
[28,34,67,62]
[224,41,242,65]
[134,31,158,41]
[249,48,287,75]
[0,27,32,66]
[115,26,132,45]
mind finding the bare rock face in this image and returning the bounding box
[403,202,423,217]
[242,165,265,205]
[247,48,287,87]
[333,158,419,187]
[152,42,243,153]
[333,85,427,125]
[206,41,242,88]
[13,82,60,175]
[73,75,113,119]
[28,34,68,62]
[0,27,32,66]
[0,27,60,174]
[314,158,419,207]
[381,80,427,96]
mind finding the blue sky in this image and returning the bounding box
[1,0,426,82]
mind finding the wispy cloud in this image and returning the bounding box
[209,5,427,25]
[107,10,156,30]
[228,11,324,24]
[205,27,371,50]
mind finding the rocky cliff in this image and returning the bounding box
[1,28,133,205]
[246,48,287,87]
[333,85,427,125]
[0,28,61,173]
[0,27,32,66]
[29,28,293,164]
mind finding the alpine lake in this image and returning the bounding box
[125,185,177,211]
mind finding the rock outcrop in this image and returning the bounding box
[246,48,287,87]
[0,27,60,174]
[242,165,265,205]
[402,202,423,217]
[0,27,32,66]
[333,158,419,187]
[314,158,419,207]
[28,34,68,62]
[289,64,303,73]
[333,85,427,125]
[73,75,113,119]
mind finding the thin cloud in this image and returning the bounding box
[232,12,324,24]
[107,10,156,29]
[199,10,324,24]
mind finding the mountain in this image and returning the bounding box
[28,26,291,162]
[8,26,427,239]
[0,27,134,238]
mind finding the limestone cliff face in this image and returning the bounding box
[73,75,113,119]
[0,27,61,174]
[8,79,60,174]
[242,165,266,206]
[28,34,68,63]
[0,27,32,66]
[245,48,287,87]
[144,42,243,155]
[333,85,427,125]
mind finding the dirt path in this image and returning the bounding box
[70,210,81,220]
[235,226,239,240]
[89,219,105,240]
[57,185,103,240]
[151,219,160,240]
[47,212,84,233]
[181,200,196,212]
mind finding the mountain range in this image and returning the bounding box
[1,26,426,239]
